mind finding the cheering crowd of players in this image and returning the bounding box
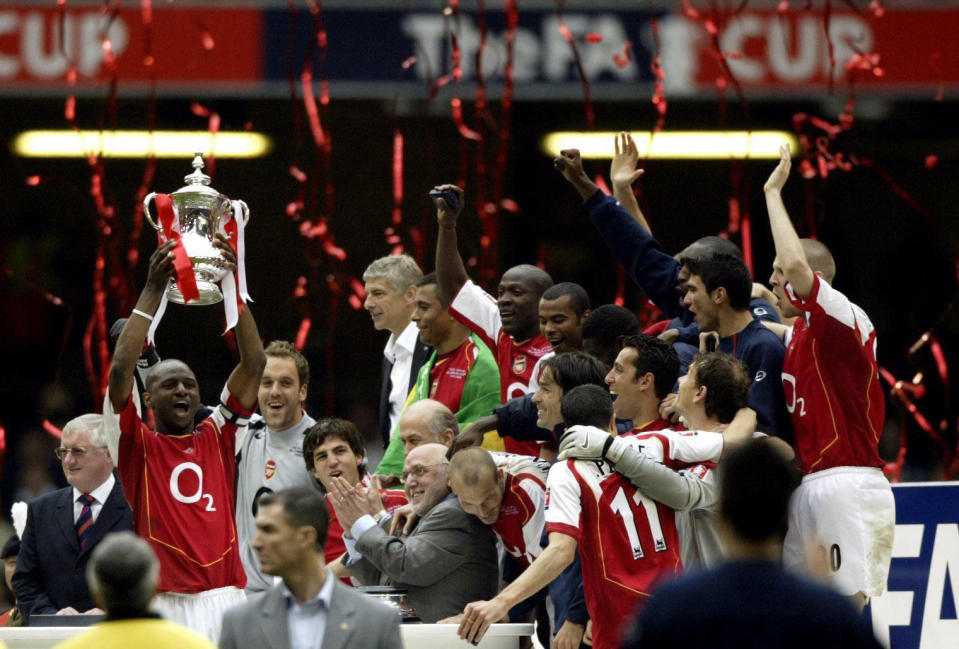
[9,140,893,648]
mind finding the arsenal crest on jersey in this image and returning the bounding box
[264,459,277,480]
[512,355,527,374]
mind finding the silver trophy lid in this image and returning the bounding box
[173,152,221,198]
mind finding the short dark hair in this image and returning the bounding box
[265,340,310,387]
[618,334,680,399]
[541,282,591,316]
[303,418,366,473]
[506,264,554,297]
[561,384,614,430]
[682,235,743,262]
[541,351,608,395]
[87,532,158,616]
[581,305,640,368]
[259,487,330,550]
[681,253,752,310]
[692,352,750,423]
[416,271,438,288]
[721,438,800,542]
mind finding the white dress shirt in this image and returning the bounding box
[72,473,115,524]
[283,568,335,649]
[384,320,419,436]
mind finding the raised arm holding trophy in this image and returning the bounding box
[105,154,266,643]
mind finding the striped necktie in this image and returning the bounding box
[76,494,95,549]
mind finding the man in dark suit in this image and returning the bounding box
[331,443,499,623]
[363,254,432,451]
[219,487,401,649]
[13,413,133,620]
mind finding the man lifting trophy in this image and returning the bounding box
[140,153,252,340]
[104,154,267,642]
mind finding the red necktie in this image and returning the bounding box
[76,494,95,549]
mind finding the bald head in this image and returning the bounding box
[498,265,554,340]
[407,442,449,467]
[800,239,836,283]
[448,447,505,525]
[146,359,194,392]
[448,446,498,488]
[399,399,458,454]
[503,264,554,295]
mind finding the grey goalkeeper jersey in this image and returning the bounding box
[235,413,319,593]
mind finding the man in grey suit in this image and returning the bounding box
[330,443,499,623]
[219,487,401,649]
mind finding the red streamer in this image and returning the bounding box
[154,194,200,302]
[42,419,63,440]
[555,1,595,129]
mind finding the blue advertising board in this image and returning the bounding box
[868,482,959,649]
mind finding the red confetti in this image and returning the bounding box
[289,166,308,183]
[391,130,404,231]
[301,68,328,149]
[450,98,482,141]
[925,155,939,169]
[295,318,312,350]
[584,32,603,44]
[612,41,633,69]
[43,419,63,439]
[649,18,667,132]
[555,6,595,129]
[293,277,308,298]
[401,56,417,70]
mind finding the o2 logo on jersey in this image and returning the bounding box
[782,372,807,417]
[169,462,216,512]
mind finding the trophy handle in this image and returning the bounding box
[143,192,162,231]
[234,200,250,226]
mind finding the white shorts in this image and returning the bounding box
[153,586,246,642]
[783,466,895,598]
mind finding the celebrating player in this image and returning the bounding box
[459,384,726,649]
[433,184,554,456]
[763,145,894,610]
[107,236,265,641]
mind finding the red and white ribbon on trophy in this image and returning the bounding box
[147,193,198,344]
[220,199,253,333]
[144,194,251,343]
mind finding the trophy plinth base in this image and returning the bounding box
[168,279,223,306]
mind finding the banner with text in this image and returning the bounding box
[0,3,956,99]
[869,482,959,649]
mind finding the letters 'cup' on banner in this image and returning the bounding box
[143,153,250,305]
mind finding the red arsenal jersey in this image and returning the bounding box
[544,427,723,649]
[783,276,885,474]
[488,453,550,569]
[428,338,479,413]
[450,280,552,455]
[118,387,249,594]
[545,445,682,649]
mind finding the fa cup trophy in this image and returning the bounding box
[143,153,250,305]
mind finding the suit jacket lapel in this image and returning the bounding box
[55,488,80,554]
[321,582,357,649]
[257,586,292,649]
[80,481,126,556]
